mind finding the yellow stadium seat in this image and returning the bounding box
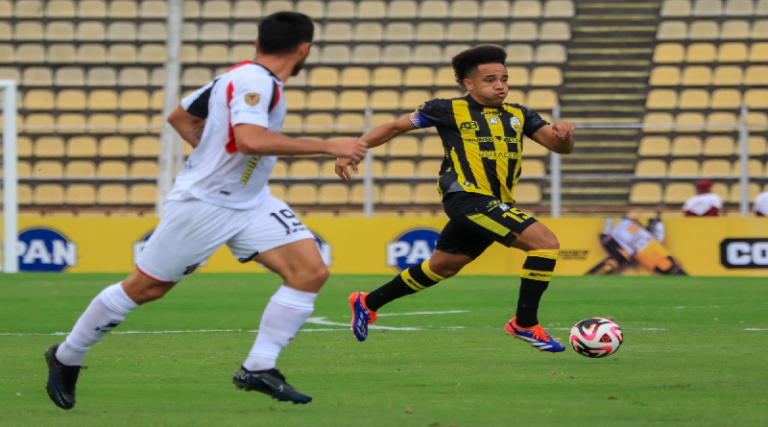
[109,1,137,18]
[140,0,167,18]
[351,183,381,204]
[337,113,365,130]
[372,67,402,87]
[388,136,419,157]
[686,43,716,62]
[713,66,743,85]
[324,23,352,42]
[413,45,442,63]
[535,44,566,63]
[507,90,525,104]
[401,90,430,110]
[86,89,116,111]
[353,23,383,42]
[87,67,117,86]
[416,159,443,176]
[419,0,449,17]
[57,113,87,134]
[97,160,128,177]
[24,90,54,111]
[509,23,538,41]
[745,66,768,86]
[339,67,371,87]
[0,45,14,63]
[649,66,681,86]
[747,112,768,129]
[289,160,320,177]
[526,89,558,110]
[514,183,542,204]
[33,160,64,178]
[199,45,229,64]
[130,161,158,178]
[24,113,54,134]
[654,43,685,63]
[307,90,337,110]
[540,22,571,41]
[669,159,700,176]
[413,183,441,204]
[370,90,400,110]
[97,184,128,205]
[478,22,506,41]
[676,112,705,132]
[678,89,708,109]
[671,137,702,156]
[47,22,75,41]
[664,183,695,204]
[710,89,741,109]
[384,22,414,42]
[728,183,761,204]
[382,183,412,205]
[643,112,674,132]
[749,43,768,62]
[384,160,416,177]
[481,0,510,17]
[77,44,107,63]
[722,20,750,39]
[524,160,546,176]
[636,159,668,176]
[689,20,719,39]
[717,42,748,62]
[66,184,96,205]
[17,137,33,157]
[741,136,764,155]
[421,136,445,157]
[35,137,65,157]
[404,67,434,87]
[23,67,52,86]
[328,0,355,18]
[17,161,32,178]
[284,90,306,110]
[15,22,44,41]
[202,0,231,18]
[647,89,678,109]
[638,136,671,156]
[506,67,530,87]
[67,136,97,157]
[121,68,150,86]
[433,89,462,99]
[447,23,475,41]
[711,182,729,200]
[358,1,386,18]
[47,0,76,17]
[731,159,763,176]
[630,183,663,204]
[524,139,549,157]
[183,1,200,18]
[306,113,334,132]
[108,44,138,64]
[758,0,768,15]
[661,0,692,17]
[544,0,575,17]
[745,89,768,108]
[65,160,96,177]
[352,45,381,64]
[682,66,712,85]
[725,0,753,15]
[444,44,472,62]
[701,159,730,175]
[694,0,722,16]
[506,44,534,64]
[35,184,65,205]
[287,184,318,205]
[308,67,338,87]
[338,90,368,111]
[657,21,687,40]
[318,183,349,205]
[382,45,412,64]
[416,23,444,42]
[707,112,736,132]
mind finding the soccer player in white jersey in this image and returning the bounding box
[44,12,366,408]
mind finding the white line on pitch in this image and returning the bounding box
[377,310,469,317]
[305,317,422,331]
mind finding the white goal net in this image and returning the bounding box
[1,80,18,273]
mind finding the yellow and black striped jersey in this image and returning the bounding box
[408,94,548,204]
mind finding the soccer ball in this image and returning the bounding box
[569,317,623,358]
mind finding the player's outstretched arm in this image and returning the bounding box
[335,115,417,181]
[234,124,368,161]
[531,122,576,154]
[168,105,207,149]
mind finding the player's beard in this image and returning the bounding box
[291,57,306,76]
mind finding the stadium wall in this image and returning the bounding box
[12,217,768,277]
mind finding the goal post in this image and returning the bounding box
[1,80,18,273]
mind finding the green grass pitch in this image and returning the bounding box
[1,273,767,427]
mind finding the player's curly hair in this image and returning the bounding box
[451,45,507,88]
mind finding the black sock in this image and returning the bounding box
[515,250,558,328]
[364,260,445,312]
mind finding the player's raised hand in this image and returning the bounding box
[325,137,367,162]
[552,122,575,140]
[335,157,360,181]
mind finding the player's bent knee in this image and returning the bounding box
[286,264,329,291]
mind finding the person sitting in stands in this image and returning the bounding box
[682,179,722,217]
[753,190,768,217]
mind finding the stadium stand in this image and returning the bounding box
[3,0,766,215]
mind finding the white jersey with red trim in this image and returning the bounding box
[166,61,286,210]
[754,191,768,216]
[682,193,722,216]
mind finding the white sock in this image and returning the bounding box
[243,286,317,372]
[55,283,139,366]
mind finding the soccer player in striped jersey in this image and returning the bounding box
[336,45,576,353]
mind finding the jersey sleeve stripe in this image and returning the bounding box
[225,81,238,154]
[269,81,281,112]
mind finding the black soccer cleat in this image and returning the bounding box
[44,343,84,410]
[232,367,312,404]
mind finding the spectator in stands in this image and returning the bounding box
[682,179,722,217]
[753,190,768,217]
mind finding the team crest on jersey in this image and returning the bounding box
[490,118,499,125]
[245,93,260,106]
[510,117,522,133]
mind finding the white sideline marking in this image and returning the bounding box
[377,310,469,317]
[664,306,722,309]
[305,317,422,331]
[745,328,768,331]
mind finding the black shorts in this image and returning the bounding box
[435,192,538,259]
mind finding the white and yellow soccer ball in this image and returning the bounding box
[569,317,623,358]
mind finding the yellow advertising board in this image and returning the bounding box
[10,216,768,277]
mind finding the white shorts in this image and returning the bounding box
[136,195,314,282]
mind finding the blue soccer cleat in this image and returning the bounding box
[505,317,566,352]
[348,292,378,342]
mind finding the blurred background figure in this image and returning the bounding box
[754,190,768,217]
[682,180,722,217]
